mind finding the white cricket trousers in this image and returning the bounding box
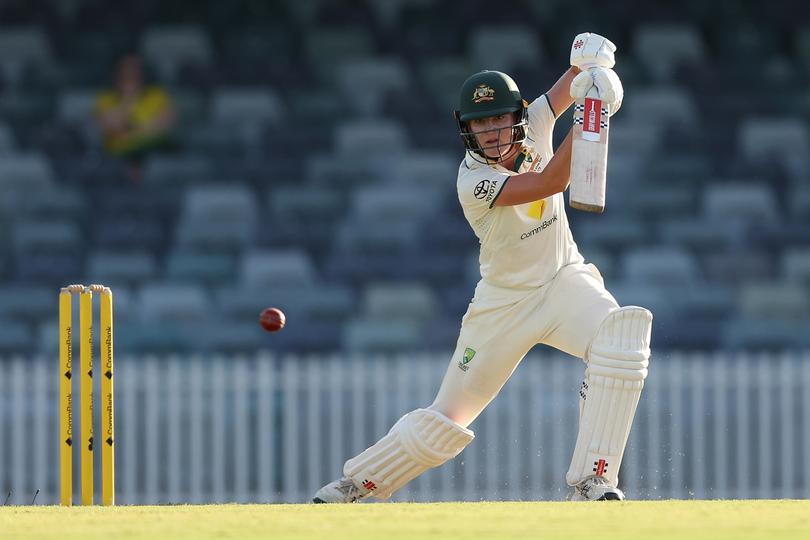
[429,262,619,428]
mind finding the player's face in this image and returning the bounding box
[469,113,516,160]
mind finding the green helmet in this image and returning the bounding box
[454,70,528,163]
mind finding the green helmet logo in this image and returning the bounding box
[454,70,528,164]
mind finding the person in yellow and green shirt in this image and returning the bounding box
[95,54,176,182]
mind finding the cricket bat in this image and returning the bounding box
[570,86,609,213]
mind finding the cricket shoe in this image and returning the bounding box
[312,477,372,504]
[569,476,625,501]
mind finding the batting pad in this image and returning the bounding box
[566,306,652,487]
[344,408,474,499]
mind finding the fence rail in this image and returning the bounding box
[1,351,809,505]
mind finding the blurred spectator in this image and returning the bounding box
[94,53,176,183]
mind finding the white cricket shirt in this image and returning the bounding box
[457,95,584,289]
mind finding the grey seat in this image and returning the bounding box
[621,247,700,286]
[633,23,706,81]
[165,251,236,285]
[739,282,809,320]
[0,321,33,354]
[181,184,258,223]
[0,286,52,321]
[334,120,408,156]
[362,283,439,321]
[0,153,54,189]
[337,58,409,116]
[419,57,472,111]
[240,249,317,289]
[12,220,81,254]
[703,182,779,224]
[0,27,52,86]
[782,249,810,283]
[469,25,543,73]
[87,251,158,286]
[140,25,213,82]
[137,282,210,322]
[386,151,458,187]
[623,87,698,130]
[143,155,213,186]
[351,185,440,221]
[305,27,374,82]
[344,318,422,354]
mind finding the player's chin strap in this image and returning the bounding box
[566,306,653,488]
[343,408,474,499]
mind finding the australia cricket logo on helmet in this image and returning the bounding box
[454,70,528,165]
[472,84,496,103]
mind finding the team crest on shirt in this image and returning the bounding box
[458,347,476,372]
[472,84,495,103]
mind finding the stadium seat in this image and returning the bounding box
[621,246,701,286]
[182,184,258,223]
[468,25,543,74]
[350,185,440,221]
[343,318,423,353]
[386,151,458,186]
[633,23,707,81]
[12,220,81,254]
[782,249,810,283]
[622,87,698,130]
[0,153,54,189]
[0,122,16,153]
[211,88,284,127]
[140,25,213,82]
[703,182,779,224]
[0,321,33,355]
[0,27,53,86]
[362,283,439,320]
[137,283,210,322]
[240,249,317,289]
[165,252,236,285]
[305,27,374,82]
[143,155,213,186]
[334,119,408,155]
[337,58,409,116]
[739,282,809,320]
[87,251,158,286]
[419,56,473,111]
[0,286,52,321]
[269,186,345,221]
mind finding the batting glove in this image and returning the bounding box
[569,67,623,115]
[570,32,616,71]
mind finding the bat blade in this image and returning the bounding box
[570,89,609,213]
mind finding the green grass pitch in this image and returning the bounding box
[2,500,808,540]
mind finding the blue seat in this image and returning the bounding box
[469,25,543,74]
[12,220,81,254]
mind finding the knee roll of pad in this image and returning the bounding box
[344,408,474,499]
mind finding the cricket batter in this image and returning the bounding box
[314,33,652,503]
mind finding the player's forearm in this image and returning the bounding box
[493,129,573,207]
[545,67,580,118]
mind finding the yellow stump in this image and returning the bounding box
[58,290,73,506]
[100,288,115,506]
[80,289,94,506]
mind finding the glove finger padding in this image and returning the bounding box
[590,67,623,114]
[570,70,594,99]
[570,32,617,70]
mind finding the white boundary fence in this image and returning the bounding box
[1,351,809,505]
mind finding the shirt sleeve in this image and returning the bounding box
[458,167,511,213]
[527,94,556,142]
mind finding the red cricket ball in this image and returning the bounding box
[259,307,286,333]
